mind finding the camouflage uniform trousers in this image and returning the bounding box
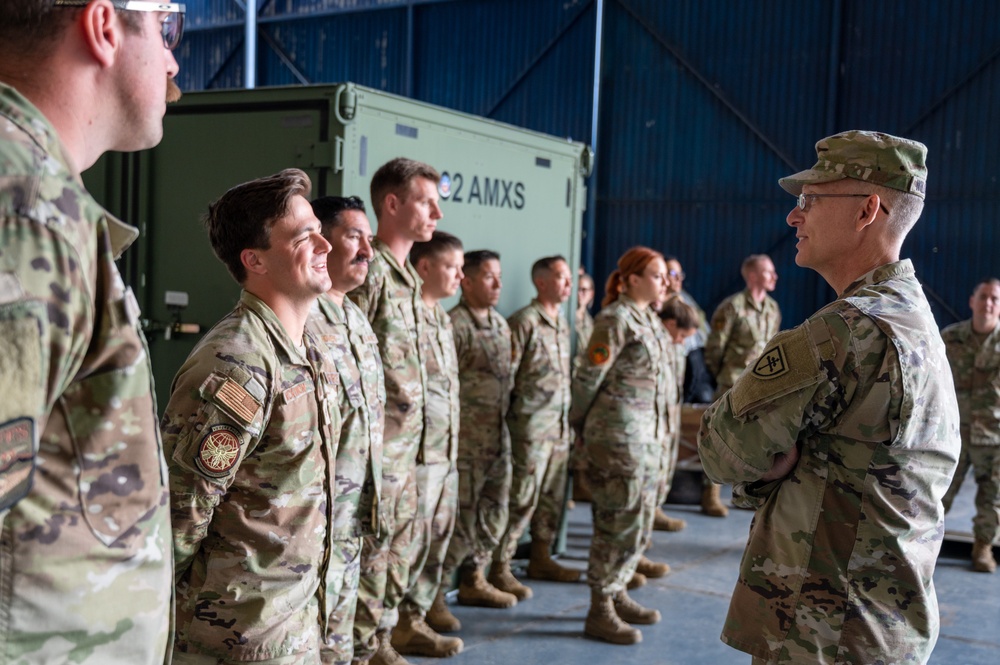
[496,436,570,562]
[172,652,310,665]
[353,463,418,660]
[585,442,660,594]
[944,445,1000,544]
[320,538,363,665]
[401,462,459,614]
[443,454,513,576]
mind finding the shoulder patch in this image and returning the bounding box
[752,344,789,379]
[588,343,611,366]
[729,326,823,417]
[195,424,243,478]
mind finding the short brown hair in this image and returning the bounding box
[410,230,463,266]
[205,168,312,284]
[531,255,568,281]
[311,195,366,237]
[0,1,141,58]
[369,157,440,218]
[657,295,699,330]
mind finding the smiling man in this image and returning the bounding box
[161,169,341,664]
[307,195,387,664]
[699,131,960,664]
[0,1,182,661]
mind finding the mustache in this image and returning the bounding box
[166,78,182,104]
[351,255,370,265]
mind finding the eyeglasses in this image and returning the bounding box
[668,270,685,280]
[54,1,186,51]
[797,193,889,215]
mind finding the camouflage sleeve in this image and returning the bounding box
[0,216,89,510]
[161,359,266,577]
[698,314,850,491]
[508,314,530,383]
[703,300,734,377]
[347,266,383,323]
[569,311,626,431]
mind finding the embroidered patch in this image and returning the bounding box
[0,417,33,472]
[195,424,243,478]
[588,343,611,366]
[216,378,260,425]
[283,381,314,403]
[752,344,789,379]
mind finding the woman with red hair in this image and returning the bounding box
[569,246,672,645]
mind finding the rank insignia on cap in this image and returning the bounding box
[195,424,243,478]
[588,343,611,366]
[753,344,788,379]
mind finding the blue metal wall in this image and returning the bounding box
[173,0,999,328]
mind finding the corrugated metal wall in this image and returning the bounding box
[173,0,1000,328]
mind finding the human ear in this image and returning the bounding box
[80,0,121,69]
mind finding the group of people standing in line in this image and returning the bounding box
[1,3,996,664]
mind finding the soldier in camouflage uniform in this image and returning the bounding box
[704,254,781,396]
[438,250,519,620]
[391,232,465,659]
[702,254,781,518]
[940,278,1000,573]
[699,131,960,664]
[347,158,441,665]
[0,3,182,662]
[306,196,387,664]
[490,256,580,602]
[570,247,670,645]
[162,170,341,664]
[570,271,596,504]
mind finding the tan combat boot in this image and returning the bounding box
[391,610,464,658]
[972,539,997,573]
[613,589,661,625]
[370,630,412,665]
[426,589,461,633]
[635,554,670,578]
[627,571,647,590]
[487,560,533,600]
[526,538,582,582]
[701,482,729,517]
[457,564,518,608]
[584,589,642,644]
[653,507,687,532]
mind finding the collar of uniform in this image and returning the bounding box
[530,298,563,329]
[372,237,421,289]
[740,288,768,313]
[316,291,347,325]
[459,297,496,329]
[0,83,141,256]
[617,292,645,315]
[239,289,310,364]
[841,259,914,299]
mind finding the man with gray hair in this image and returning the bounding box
[0,1,182,661]
[699,131,960,663]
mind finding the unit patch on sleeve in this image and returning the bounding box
[729,326,823,418]
[195,424,243,478]
[588,343,611,366]
[752,344,789,379]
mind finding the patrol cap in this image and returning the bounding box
[779,130,927,200]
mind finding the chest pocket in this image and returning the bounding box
[381,300,417,370]
[66,285,165,549]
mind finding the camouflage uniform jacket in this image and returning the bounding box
[419,301,460,465]
[449,299,512,460]
[699,260,960,664]
[0,83,172,663]
[507,299,571,443]
[570,294,671,449]
[309,293,386,539]
[704,289,781,389]
[348,238,427,467]
[941,319,1000,446]
[573,306,594,370]
[162,291,341,662]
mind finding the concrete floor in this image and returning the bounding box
[411,476,1000,665]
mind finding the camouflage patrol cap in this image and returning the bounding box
[779,130,927,199]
